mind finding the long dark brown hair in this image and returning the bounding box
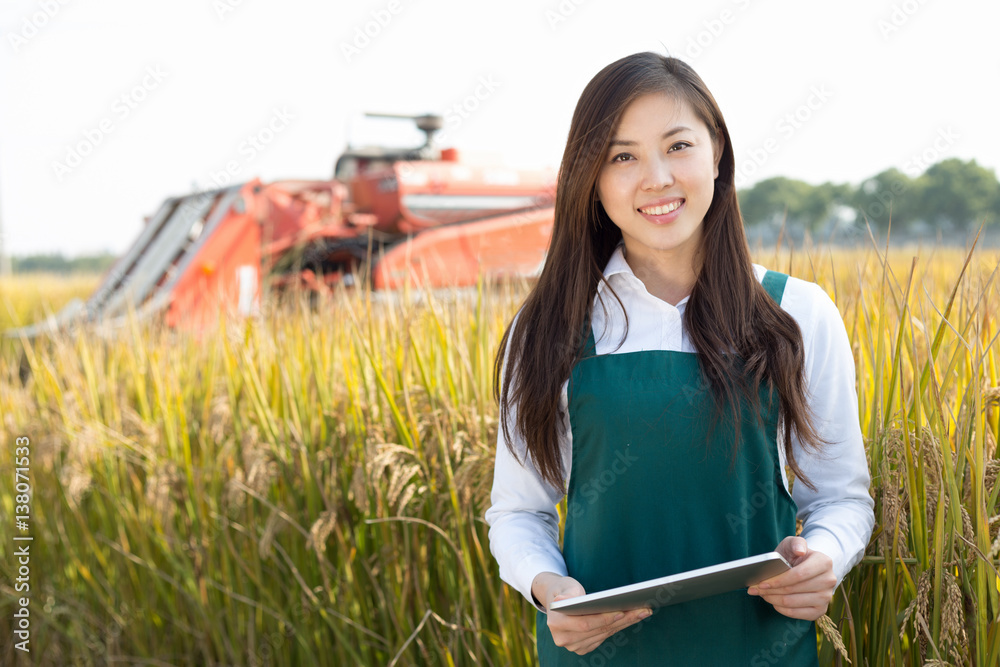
[494,52,825,492]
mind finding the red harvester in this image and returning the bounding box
[8,113,556,338]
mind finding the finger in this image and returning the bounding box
[607,608,652,631]
[753,555,829,591]
[575,608,644,634]
[758,591,833,610]
[553,608,650,646]
[750,572,829,595]
[761,569,837,597]
[556,624,614,655]
[570,637,606,656]
[755,577,834,596]
[548,610,623,638]
[612,608,652,632]
[771,604,827,621]
[566,610,650,655]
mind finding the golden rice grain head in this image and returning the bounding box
[258,510,284,561]
[241,424,262,452]
[925,494,940,534]
[879,470,909,553]
[144,461,184,520]
[918,428,944,492]
[387,463,422,510]
[394,482,426,514]
[121,407,160,450]
[983,385,1000,404]
[308,510,337,555]
[961,506,976,564]
[223,468,247,515]
[208,392,232,444]
[59,463,93,509]
[74,422,105,465]
[883,428,904,460]
[349,465,370,513]
[370,443,419,477]
[246,450,279,495]
[940,571,968,650]
[900,569,933,642]
[985,460,1000,502]
[815,615,850,663]
[453,449,490,505]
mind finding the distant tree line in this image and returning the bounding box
[738,158,1000,240]
[10,252,117,275]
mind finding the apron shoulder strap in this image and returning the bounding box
[761,270,789,306]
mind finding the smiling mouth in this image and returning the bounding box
[637,200,684,215]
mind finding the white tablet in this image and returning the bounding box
[547,552,790,615]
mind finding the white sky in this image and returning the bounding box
[1,0,997,256]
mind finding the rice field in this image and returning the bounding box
[0,272,98,336]
[1,239,1000,666]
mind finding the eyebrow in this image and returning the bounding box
[608,126,693,147]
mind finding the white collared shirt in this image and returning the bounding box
[484,244,875,610]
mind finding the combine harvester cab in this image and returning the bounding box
[347,155,556,290]
[279,110,557,293]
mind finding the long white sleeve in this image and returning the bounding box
[484,320,571,611]
[782,279,875,586]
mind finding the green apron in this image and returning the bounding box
[535,271,818,665]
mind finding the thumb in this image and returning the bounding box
[787,536,808,559]
[776,535,809,562]
[550,578,586,602]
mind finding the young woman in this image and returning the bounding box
[485,52,874,665]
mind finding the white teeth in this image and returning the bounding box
[639,200,682,215]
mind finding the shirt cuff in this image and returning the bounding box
[799,527,852,587]
[510,550,568,612]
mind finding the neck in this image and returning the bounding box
[622,243,700,306]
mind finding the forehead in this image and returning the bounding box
[613,91,706,137]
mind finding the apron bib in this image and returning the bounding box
[536,271,818,665]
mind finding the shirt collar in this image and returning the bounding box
[599,242,632,286]
[597,242,692,309]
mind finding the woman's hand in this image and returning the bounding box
[747,536,836,620]
[532,572,652,655]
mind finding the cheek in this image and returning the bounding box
[597,173,629,204]
[689,163,717,197]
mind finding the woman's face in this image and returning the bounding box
[595,91,719,273]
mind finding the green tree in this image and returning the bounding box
[803,181,854,232]
[915,158,999,232]
[849,168,916,233]
[739,177,851,232]
[11,252,117,274]
[739,177,810,228]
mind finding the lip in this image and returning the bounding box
[637,197,685,223]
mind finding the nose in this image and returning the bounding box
[640,153,674,192]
